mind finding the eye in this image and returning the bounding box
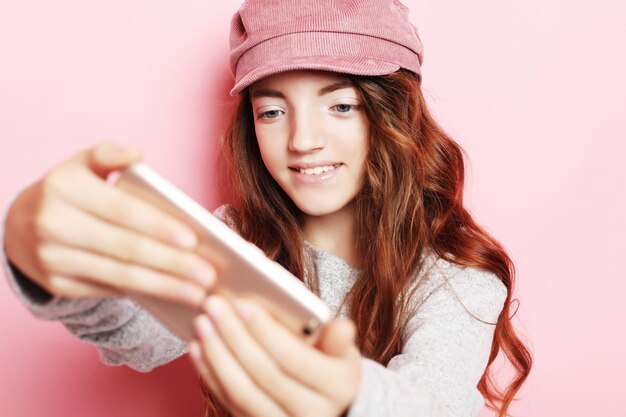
[257,109,284,120]
[331,104,360,113]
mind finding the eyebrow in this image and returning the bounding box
[250,80,354,99]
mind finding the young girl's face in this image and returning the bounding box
[249,70,370,218]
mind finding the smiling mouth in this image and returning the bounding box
[289,163,342,175]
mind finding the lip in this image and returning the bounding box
[288,160,342,170]
[289,163,343,185]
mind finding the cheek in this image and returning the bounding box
[254,126,271,165]
[256,137,283,178]
[358,124,371,166]
[338,123,370,168]
[255,123,289,175]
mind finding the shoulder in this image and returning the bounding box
[411,252,509,324]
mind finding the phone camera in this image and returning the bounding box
[303,317,320,336]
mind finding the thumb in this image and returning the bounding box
[89,141,143,179]
[316,318,357,358]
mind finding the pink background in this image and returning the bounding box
[1,1,624,416]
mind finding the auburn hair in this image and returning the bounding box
[200,69,532,417]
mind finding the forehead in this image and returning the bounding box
[249,70,355,97]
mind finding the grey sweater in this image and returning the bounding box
[1,197,507,417]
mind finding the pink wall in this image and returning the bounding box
[1,1,623,416]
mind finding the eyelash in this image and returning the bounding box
[257,104,361,120]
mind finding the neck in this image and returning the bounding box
[302,201,359,268]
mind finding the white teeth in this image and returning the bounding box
[297,164,339,175]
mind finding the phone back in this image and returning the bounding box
[114,162,331,344]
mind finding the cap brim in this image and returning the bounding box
[230,55,400,96]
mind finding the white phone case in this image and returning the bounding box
[113,162,331,343]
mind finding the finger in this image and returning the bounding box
[38,243,206,307]
[203,296,328,415]
[316,318,357,357]
[39,197,216,288]
[44,160,200,251]
[47,274,125,298]
[188,341,231,411]
[89,141,143,179]
[229,298,352,397]
[193,314,289,417]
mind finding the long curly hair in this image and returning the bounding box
[200,69,532,417]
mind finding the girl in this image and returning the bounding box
[1,1,532,416]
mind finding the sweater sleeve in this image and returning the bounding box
[346,259,508,417]
[1,192,235,373]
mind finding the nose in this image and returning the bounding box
[288,109,326,153]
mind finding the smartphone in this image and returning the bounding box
[112,162,331,344]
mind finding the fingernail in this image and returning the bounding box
[100,143,124,160]
[195,315,214,338]
[179,284,204,304]
[188,266,215,287]
[205,296,224,319]
[233,299,254,322]
[171,230,198,249]
[189,341,202,360]
[126,144,142,156]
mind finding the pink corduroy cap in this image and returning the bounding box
[228,0,425,96]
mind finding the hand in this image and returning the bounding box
[4,140,216,307]
[188,295,362,417]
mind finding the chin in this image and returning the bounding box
[291,194,353,218]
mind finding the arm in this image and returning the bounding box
[347,258,508,417]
